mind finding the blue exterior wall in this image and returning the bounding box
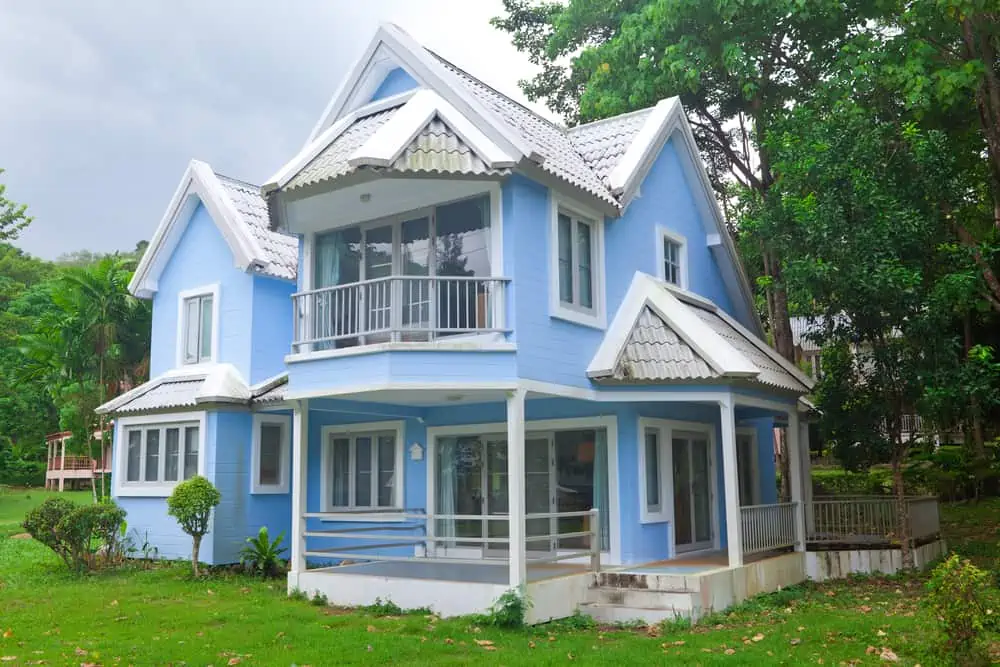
[149,203,255,381]
[250,275,295,384]
[369,67,419,102]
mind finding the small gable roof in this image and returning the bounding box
[130,160,298,298]
[589,273,813,394]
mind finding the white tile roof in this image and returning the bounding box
[113,378,204,414]
[568,109,654,188]
[215,174,298,280]
[613,307,715,381]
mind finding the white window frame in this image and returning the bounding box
[251,414,291,494]
[735,426,760,506]
[656,226,688,289]
[176,283,220,367]
[114,412,207,498]
[549,195,606,328]
[320,421,405,512]
[638,420,670,523]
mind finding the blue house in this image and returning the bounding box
[98,23,819,622]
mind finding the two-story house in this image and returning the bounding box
[98,24,818,623]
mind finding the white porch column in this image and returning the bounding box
[290,399,310,576]
[720,396,743,567]
[798,415,814,536]
[506,387,527,588]
[787,409,806,551]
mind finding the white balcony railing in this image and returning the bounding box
[740,502,800,556]
[292,275,510,353]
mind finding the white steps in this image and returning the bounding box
[580,571,704,624]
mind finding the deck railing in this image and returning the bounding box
[740,502,800,556]
[301,508,601,573]
[809,496,940,546]
[292,275,510,353]
[48,456,96,471]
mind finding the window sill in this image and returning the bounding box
[115,483,184,498]
[550,305,606,330]
[250,485,290,495]
[639,513,669,525]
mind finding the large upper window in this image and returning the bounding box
[179,286,217,365]
[252,415,291,494]
[551,203,604,327]
[123,421,200,486]
[324,427,401,510]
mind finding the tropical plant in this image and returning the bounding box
[166,476,221,576]
[239,526,287,578]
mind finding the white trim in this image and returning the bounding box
[319,421,406,512]
[425,414,622,565]
[732,392,800,414]
[710,305,816,391]
[637,417,670,524]
[735,426,760,506]
[251,413,292,494]
[656,226,688,289]
[608,98,680,198]
[548,194,607,329]
[113,412,207,498]
[130,160,267,298]
[285,380,518,402]
[521,378,728,404]
[176,283,221,367]
[284,338,515,364]
[653,418,718,557]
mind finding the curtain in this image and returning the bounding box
[437,437,457,545]
[314,234,343,349]
[594,429,610,551]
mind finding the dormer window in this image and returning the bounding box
[178,285,219,365]
[658,228,687,288]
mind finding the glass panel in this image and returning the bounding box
[126,430,141,482]
[485,437,509,554]
[576,220,593,309]
[401,217,431,332]
[594,429,610,551]
[199,296,213,360]
[672,438,692,546]
[331,437,350,507]
[355,436,372,507]
[557,214,573,303]
[144,429,160,482]
[183,426,199,479]
[315,227,363,349]
[259,423,283,487]
[644,429,660,510]
[364,225,393,335]
[691,438,712,543]
[183,298,199,363]
[164,428,180,482]
[736,434,754,506]
[525,437,551,553]
[554,429,596,549]
[664,239,680,285]
[377,434,395,507]
[436,196,490,277]
[441,436,485,547]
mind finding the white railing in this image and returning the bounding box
[301,508,601,573]
[809,496,940,545]
[292,275,510,352]
[740,502,799,556]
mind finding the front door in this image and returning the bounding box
[672,433,714,552]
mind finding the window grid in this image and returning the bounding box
[557,211,597,312]
[328,431,397,510]
[124,422,200,485]
[663,236,682,286]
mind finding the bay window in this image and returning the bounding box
[121,419,201,492]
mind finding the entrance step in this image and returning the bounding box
[580,586,702,624]
[579,600,699,625]
[594,570,703,593]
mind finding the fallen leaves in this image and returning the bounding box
[1,658,17,663]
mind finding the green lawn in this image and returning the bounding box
[0,489,995,665]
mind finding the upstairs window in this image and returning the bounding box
[658,229,687,288]
[552,203,605,327]
[179,285,218,365]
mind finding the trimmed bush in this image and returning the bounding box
[924,554,992,666]
[166,476,221,576]
[23,498,126,573]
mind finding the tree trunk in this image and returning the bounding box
[192,534,201,577]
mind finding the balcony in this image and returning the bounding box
[292,275,510,354]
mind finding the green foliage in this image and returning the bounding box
[924,554,993,665]
[310,591,329,606]
[166,476,221,576]
[474,588,531,628]
[359,597,432,617]
[22,497,126,573]
[0,168,32,241]
[239,526,287,578]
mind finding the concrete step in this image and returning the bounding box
[586,586,698,612]
[579,601,698,625]
[594,570,702,592]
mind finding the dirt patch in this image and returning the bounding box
[9,533,31,540]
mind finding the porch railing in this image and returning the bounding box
[740,502,799,556]
[292,275,510,353]
[301,508,601,573]
[48,456,96,471]
[808,496,940,546]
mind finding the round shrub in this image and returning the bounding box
[166,476,221,576]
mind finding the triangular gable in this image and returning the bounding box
[611,307,717,381]
[131,160,270,298]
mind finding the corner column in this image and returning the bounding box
[787,409,806,551]
[506,387,527,588]
[59,438,66,492]
[290,399,310,577]
[720,395,743,567]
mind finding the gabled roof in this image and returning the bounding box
[130,160,298,298]
[589,273,813,394]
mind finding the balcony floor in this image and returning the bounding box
[308,559,586,585]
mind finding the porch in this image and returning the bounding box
[44,432,111,491]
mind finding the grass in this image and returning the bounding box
[0,487,91,537]
[0,489,996,665]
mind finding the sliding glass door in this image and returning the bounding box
[672,433,714,552]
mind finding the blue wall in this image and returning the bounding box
[250,275,295,384]
[369,67,419,102]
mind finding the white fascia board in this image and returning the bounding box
[348,89,439,168]
[129,160,266,298]
[586,272,650,377]
[608,97,681,197]
[249,371,289,396]
[710,306,816,391]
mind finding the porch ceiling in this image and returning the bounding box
[308,386,515,407]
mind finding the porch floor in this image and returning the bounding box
[610,549,792,576]
[309,559,586,585]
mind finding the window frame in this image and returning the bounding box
[735,427,761,506]
[656,227,688,289]
[549,196,606,328]
[320,421,405,513]
[114,412,206,497]
[251,414,291,494]
[637,418,671,524]
[176,283,220,367]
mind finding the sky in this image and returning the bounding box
[0,1,550,260]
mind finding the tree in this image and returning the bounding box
[0,169,31,241]
[166,476,221,576]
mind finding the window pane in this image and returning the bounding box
[554,429,597,549]
[184,298,199,363]
[736,434,754,506]
[401,217,431,330]
[355,436,372,507]
[644,430,660,509]
[377,435,396,507]
[557,214,573,303]
[577,220,593,308]
[199,296,213,360]
[664,238,680,285]
[164,428,180,482]
[331,437,350,507]
[126,430,141,482]
[144,429,160,482]
[259,423,283,487]
[183,426,199,479]
[436,195,490,277]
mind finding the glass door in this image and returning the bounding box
[400,216,431,340]
[525,436,554,554]
[363,224,394,341]
[672,433,714,552]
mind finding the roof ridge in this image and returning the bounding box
[568,105,658,133]
[214,172,261,190]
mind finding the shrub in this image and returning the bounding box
[924,554,992,666]
[23,498,126,573]
[166,476,221,576]
[239,526,287,578]
[475,588,530,628]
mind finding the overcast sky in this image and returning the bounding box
[0,1,548,260]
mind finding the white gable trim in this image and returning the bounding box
[129,160,267,298]
[587,272,759,379]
